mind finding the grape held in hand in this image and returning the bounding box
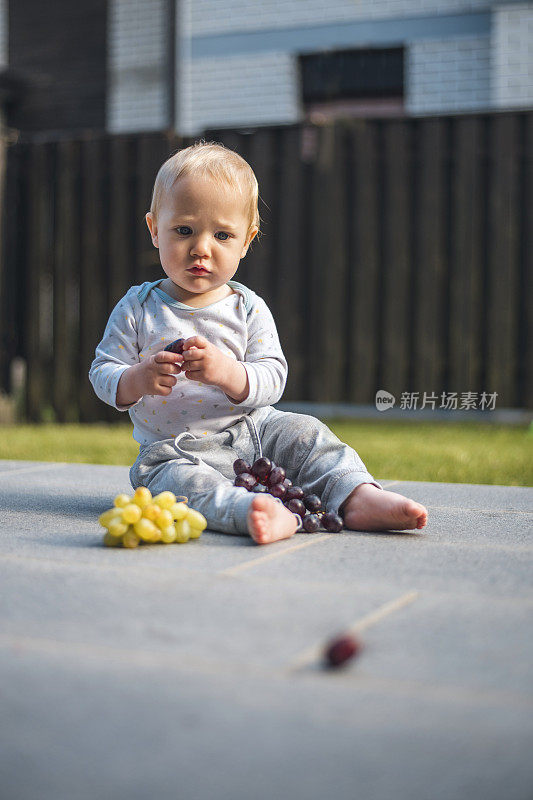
[164,338,186,355]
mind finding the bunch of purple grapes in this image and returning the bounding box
[233,457,343,533]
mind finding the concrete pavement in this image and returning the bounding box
[0,460,532,800]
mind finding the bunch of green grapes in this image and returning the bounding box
[98,487,207,548]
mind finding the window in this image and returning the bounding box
[299,47,404,120]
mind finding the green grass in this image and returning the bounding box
[0,423,140,467]
[0,420,531,486]
[327,420,532,487]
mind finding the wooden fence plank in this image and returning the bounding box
[0,143,24,391]
[273,126,305,400]
[380,119,413,400]
[298,131,316,400]
[78,137,108,422]
[26,143,53,421]
[108,135,136,307]
[412,118,448,401]
[448,116,484,398]
[0,131,6,391]
[486,114,520,407]
[53,140,79,421]
[308,123,348,402]
[347,120,380,403]
[520,113,533,409]
[97,136,119,423]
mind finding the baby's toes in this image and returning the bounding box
[404,500,428,529]
[249,511,268,544]
[416,508,428,529]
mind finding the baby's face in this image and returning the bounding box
[146,174,257,307]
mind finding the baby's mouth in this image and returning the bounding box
[188,266,210,276]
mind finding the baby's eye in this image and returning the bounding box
[215,231,230,241]
[176,226,192,235]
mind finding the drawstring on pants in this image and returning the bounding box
[173,414,262,466]
[173,432,202,464]
[241,414,263,461]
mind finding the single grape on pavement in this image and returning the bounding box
[324,633,362,668]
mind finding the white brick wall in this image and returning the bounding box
[0,0,7,68]
[408,34,491,112]
[183,52,299,132]
[107,0,531,135]
[107,0,168,132]
[190,0,493,36]
[491,2,533,107]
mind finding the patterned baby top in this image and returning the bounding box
[89,280,288,445]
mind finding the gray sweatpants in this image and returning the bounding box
[130,407,381,536]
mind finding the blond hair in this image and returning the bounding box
[149,140,260,235]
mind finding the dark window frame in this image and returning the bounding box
[299,47,405,104]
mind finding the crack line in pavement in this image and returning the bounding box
[217,534,334,576]
[285,590,420,673]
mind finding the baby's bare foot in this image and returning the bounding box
[341,483,428,532]
[247,494,299,545]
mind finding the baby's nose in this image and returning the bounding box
[190,234,211,257]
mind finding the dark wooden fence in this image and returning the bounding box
[0,111,531,421]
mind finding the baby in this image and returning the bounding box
[89,141,427,544]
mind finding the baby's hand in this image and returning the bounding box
[181,335,229,386]
[117,351,183,405]
[142,350,183,395]
[181,335,248,401]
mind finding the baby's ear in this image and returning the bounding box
[146,213,159,247]
[241,226,258,257]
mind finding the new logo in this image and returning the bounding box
[375,390,396,412]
